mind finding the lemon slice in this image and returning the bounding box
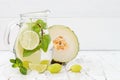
[20,30,39,50]
[29,63,47,73]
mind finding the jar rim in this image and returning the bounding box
[20,10,51,18]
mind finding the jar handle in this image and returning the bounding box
[4,20,20,51]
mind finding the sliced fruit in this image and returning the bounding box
[70,64,82,72]
[15,40,41,63]
[35,64,47,73]
[40,60,50,65]
[29,63,47,73]
[20,30,39,50]
[47,63,62,73]
[48,25,79,62]
[15,24,41,64]
[15,24,31,60]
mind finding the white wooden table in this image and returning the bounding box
[0,51,120,80]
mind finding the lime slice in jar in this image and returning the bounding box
[40,60,50,65]
[20,30,39,50]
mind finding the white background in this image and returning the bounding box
[0,0,120,50]
[0,0,120,17]
[0,1,120,80]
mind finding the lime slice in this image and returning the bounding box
[40,60,50,65]
[35,64,47,73]
[20,30,39,50]
[29,63,47,73]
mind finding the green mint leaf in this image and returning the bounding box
[27,22,41,33]
[40,34,51,52]
[23,45,41,57]
[16,58,23,67]
[18,63,23,67]
[32,24,41,33]
[23,50,36,57]
[10,59,16,63]
[12,64,18,68]
[19,66,27,75]
[10,58,28,75]
[16,58,22,64]
[36,19,47,29]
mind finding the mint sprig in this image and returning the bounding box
[23,19,51,57]
[10,58,27,75]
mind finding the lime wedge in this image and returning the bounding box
[40,60,50,65]
[20,31,39,50]
[29,63,47,73]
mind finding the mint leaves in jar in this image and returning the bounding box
[19,19,51,57]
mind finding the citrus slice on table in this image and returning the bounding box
[20,30,39,50]
[29,63,47,73]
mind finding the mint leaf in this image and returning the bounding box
[16,58,22,64]
[10,58,28,75]
[23,45,41,57]
[36,19,47,29]
[32,24,41,33]
[10,59,16,63]
[40,34,51,52]
[19,66,27,75]
[23,49,36,57]
[12,64,18,68]
[27,22,41,33]
[11,58,23,68]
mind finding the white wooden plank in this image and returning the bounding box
[0,0,120,17]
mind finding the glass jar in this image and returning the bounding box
[5,10,52,64]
